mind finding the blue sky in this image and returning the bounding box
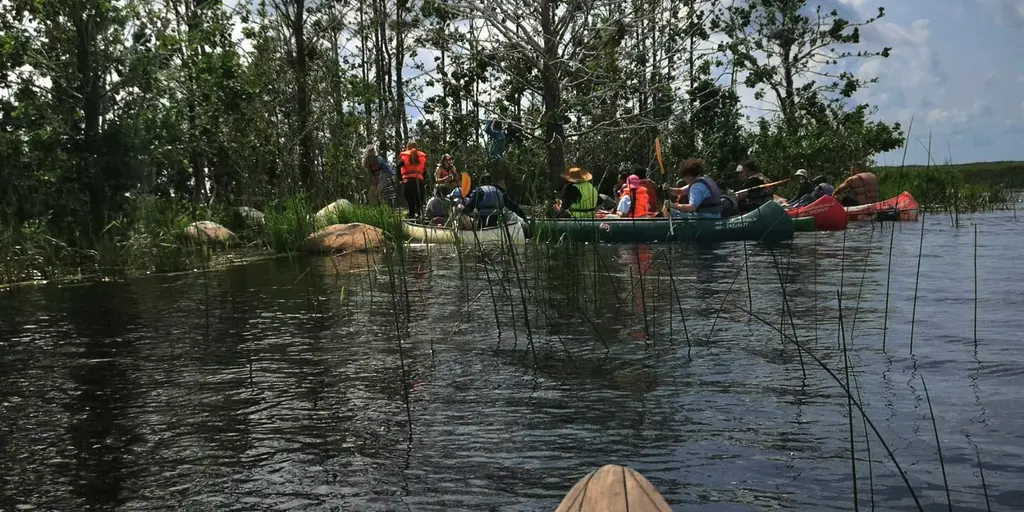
[833,0,1024,165]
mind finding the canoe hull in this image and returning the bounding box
[531,200,794,243]
[402,220,526,245]
[787,195,848,231]
[846,191,920,221]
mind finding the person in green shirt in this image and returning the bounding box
[553,167,598,218]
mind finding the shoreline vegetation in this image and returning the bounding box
[2,160,1020,287]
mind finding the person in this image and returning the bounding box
[789,169,814,203]
[833,164,880,206]
[362,145,397,207]
[553,167,598,218]
[397,141,428,218]
[788,174,836,208]
[662,158,724,218]
[485,119,508,187]
[459,182,529,228]
[614,174,652,218]
[434,153,458,197]
[735,160,773,213]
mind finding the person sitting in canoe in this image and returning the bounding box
[833,163,880,206]
[607,174,652,218]
[787,173,836,208]
[459,179,529,228]
[735,160,774,213]
[789,169,813,203]
[553,167,598,218]
[661,158,725,219]
[434,153,458,197]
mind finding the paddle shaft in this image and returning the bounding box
[736,178,790,196]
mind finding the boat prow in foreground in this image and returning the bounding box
[531,200,794,243]
[402,219,526,245]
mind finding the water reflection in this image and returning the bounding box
[1,212,1021,511]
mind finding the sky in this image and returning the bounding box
[826,0,1024,165]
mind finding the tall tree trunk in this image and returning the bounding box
[293,0,314,195]
[540,0,566,187]
[186,0,207,207]
[394,0,407,151]
[360,3,374,138]
[75,6,106,234]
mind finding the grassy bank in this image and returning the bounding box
[871,161,1023,212]
[1,195,406,286]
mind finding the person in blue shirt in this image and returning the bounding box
[484,119,508,187]
[661,158,724,219]
[458,181,528,228]
[362,145,396,206]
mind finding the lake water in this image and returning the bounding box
[2,212,1022,511]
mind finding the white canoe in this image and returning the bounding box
[402,219,526,245]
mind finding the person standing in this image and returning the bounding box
[434,153,458,197]
[398,141,428,219]
[485,119,508,187]
[362,145,396,207]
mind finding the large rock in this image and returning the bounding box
[555,464,671,512]
[184,221,237,246]
[301,223,383,255]
[232,206,265,228]
[313,199,355,226]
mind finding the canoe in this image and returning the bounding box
[846,191,920,221]
[556,464,671,511]
[786,195,848,231]
[402,219,526,245]
[530,200,793,244]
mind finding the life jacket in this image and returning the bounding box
[694,176,724,213]
[474,185,504,217]
[570,181,598,218]
[848,172,879,204]
[640,179,659,212]
[619,187,650,217]
[399,150,427,181]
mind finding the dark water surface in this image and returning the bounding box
[2,212,1022,511]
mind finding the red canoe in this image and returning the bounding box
[786,195,848,231]
[845,191,920,221]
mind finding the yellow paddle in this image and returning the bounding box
[654,138,665,175]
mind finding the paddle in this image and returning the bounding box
[735,178,791,196]
[654,138,665,175]
[460,172,471,198]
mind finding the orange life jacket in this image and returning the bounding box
[400,150,427,181]
[620,187,651,217]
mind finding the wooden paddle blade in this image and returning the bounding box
[460,172,471,197]
[654,138,665,174]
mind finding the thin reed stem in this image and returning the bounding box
[975,445,991,512]
[921,376,952,511]
[838,290,859,511]
[882,224,895,351]
[974,223,978,347]
[909,212,925,353]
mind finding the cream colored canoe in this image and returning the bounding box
[401,219,526,245]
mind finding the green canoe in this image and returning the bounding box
[530,200,794,243]
[793,216,816,232]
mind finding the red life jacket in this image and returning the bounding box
[620,187,651,217]
[400,150,427,181]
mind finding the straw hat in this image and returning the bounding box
[794,169,809,178]
[561,167,593,183]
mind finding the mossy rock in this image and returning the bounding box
[301,223,383,255]
[184,221,237,246]
[231,206,265,229]
[313,199,355,226]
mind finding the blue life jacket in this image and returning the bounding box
[475,185,503,217]
[694,176,723,213]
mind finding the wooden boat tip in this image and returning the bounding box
[555,464,672,511]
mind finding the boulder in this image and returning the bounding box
[555,464,671,512]
[301,223,383,255]
[184,221,237,246]
[313,199,355,226]
[232,206,265,228]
